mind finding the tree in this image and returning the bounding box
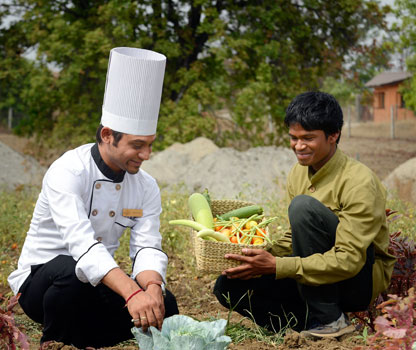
[395,0,416,112]
[0,6,31,128]
[0,0,391,154]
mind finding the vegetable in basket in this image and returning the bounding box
[188,192,214,229]
[169,192,277,244]
[218,205,263,221]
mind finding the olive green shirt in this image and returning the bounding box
[269,148,396,301]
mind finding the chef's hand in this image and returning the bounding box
[128,285,165,332]
[222,248,276,280]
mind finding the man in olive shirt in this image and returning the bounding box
[213,91,396,338]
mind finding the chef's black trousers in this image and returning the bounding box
[214,194,374,332]
[18,255,179,348]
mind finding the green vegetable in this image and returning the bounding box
[197,229,229,242]
[218,205,263,221]
[202,235,217,242]
[169,219,208,232]
[202,188,211,208]
[188,193,214,229]
[132,314,231,350]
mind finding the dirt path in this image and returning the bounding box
[338,119,416,180]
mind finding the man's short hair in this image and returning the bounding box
[284,91,344,143]
[96,124,125,146]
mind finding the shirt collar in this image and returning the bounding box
[91,143,126,183]
[309,147,345,183]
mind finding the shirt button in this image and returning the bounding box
[115,184,121,191]
[309,186,316,193]
[95,183,101,189]
[97,237,103,242]
[92,209,98,216]
[109,210,115,217]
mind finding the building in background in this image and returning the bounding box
[365,71,415,122]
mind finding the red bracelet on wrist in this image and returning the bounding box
[124,289,143,307]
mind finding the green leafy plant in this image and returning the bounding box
[0,293,29,350]
[355,326,369,345]
[131,314,231,350]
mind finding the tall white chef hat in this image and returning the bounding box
[101,47,166,135]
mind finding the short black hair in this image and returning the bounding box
[95,124,125,146]
[284,91,343,143]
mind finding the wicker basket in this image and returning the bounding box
[192,199,268,274]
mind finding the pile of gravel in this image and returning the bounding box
[0,137,297,202]
[142,137,297,201]
[0,141,46,190]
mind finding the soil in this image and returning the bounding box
[1,119,416,350]
[338,119,416,181]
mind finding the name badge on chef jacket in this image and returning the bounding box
[122,209,143,219]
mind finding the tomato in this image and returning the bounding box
[244,220,258,230]
[230,236,238,244]
[215,225,224,232]
[220,228,232,237]
[256,228,266,237]
[252,237,264,245]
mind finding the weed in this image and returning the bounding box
[0,293,29,349]
[354,326,369,345]
[222,291,292,346]
[0,185,39,285]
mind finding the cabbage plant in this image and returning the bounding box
[131,314,232,350]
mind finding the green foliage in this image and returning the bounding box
[223,291,288,346]
[321,77,356,106]
[386,197,416,241]
[160,186,194,255]
[396,0,416,112]
[219,0,391,146]
[0,185,38,285]
[0,0,391,154]
[355,325,369,345]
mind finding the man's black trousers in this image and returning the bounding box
[18,255,179,348]
[214,195,374,332]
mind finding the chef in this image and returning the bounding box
[8,47,179,349]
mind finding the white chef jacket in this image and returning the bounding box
[8,143,168,295]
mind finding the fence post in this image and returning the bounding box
[347,105,351,138]
[8,107,13,130]
[355,94,361,121]
[390,105,395,140]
